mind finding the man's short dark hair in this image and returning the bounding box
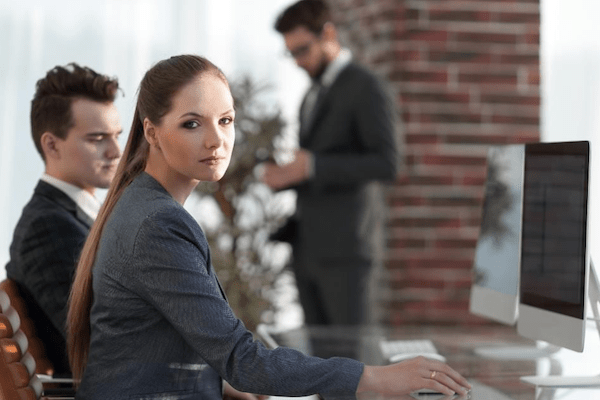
[274,0,332,35]
[30,63,119,160]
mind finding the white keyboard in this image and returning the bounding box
[379,339,446,363]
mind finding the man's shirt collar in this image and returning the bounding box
[40,173,101,220]
[318,48,352,88]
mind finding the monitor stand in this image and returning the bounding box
[474,341,560,360]
[520,259,600,387]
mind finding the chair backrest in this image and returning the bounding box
[0,280,54,376]
[0,303,42,400]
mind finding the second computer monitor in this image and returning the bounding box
[517,140,590,353]
[470,144,524,325]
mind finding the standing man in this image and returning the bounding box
[5,63,122,375]
[263,0,402,325]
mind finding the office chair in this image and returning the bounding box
[0,290,74,400]
[0,300,46,399]
[0,280,54,376]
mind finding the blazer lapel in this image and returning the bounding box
[299,63,353,143]
[35,180,94,228]
[215,277,229,302]
[75,206,95,228]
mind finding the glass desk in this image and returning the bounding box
[259,324,600,400]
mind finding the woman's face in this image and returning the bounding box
[146,73,235,184]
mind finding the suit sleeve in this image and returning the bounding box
[311,72,402,191]
[15,212,86,337]
[127,208,364,397]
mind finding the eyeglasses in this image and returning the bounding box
[286,39,316,60]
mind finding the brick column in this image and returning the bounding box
[328,0,540,325]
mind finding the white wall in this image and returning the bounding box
[540,0,600,264]
[0,0,307,279]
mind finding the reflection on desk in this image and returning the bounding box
[259,324,600,400]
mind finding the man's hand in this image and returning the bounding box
[260,149,312,190]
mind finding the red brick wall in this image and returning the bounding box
[328,0,541,325]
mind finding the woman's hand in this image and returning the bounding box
[356,356,471,397]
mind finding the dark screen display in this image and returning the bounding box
[520,142,589,319]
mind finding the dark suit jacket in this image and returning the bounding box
[294,62,401,262]
[77,172,363,399]
[5,180,93,375]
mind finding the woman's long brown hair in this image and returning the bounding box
[67,55,228,382]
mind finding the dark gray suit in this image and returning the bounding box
[77,172,363,399]
[292,62,401,325]
[5,180,93,375]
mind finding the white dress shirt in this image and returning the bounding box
[40,173,101,220]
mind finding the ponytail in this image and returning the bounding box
[67,110,148,382]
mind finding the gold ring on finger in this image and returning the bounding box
[430,371,437,379]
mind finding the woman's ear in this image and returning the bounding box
[143,118,159,149]
[40,131,61,160]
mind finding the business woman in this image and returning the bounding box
[66,54,470,399]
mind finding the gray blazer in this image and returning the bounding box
[76,172,363,399]
[296,62,401,261]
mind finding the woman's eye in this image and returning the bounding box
[183,121,199,129]
[220,117,233,125]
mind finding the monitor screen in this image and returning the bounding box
[517,141,589,352]
[520,142,588,319]
[470,144,524,325]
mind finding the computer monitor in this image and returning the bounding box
[470,144,523,326]
[517,141,600,388]
[517,140,590,353]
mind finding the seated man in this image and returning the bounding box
[5,63,122,375]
